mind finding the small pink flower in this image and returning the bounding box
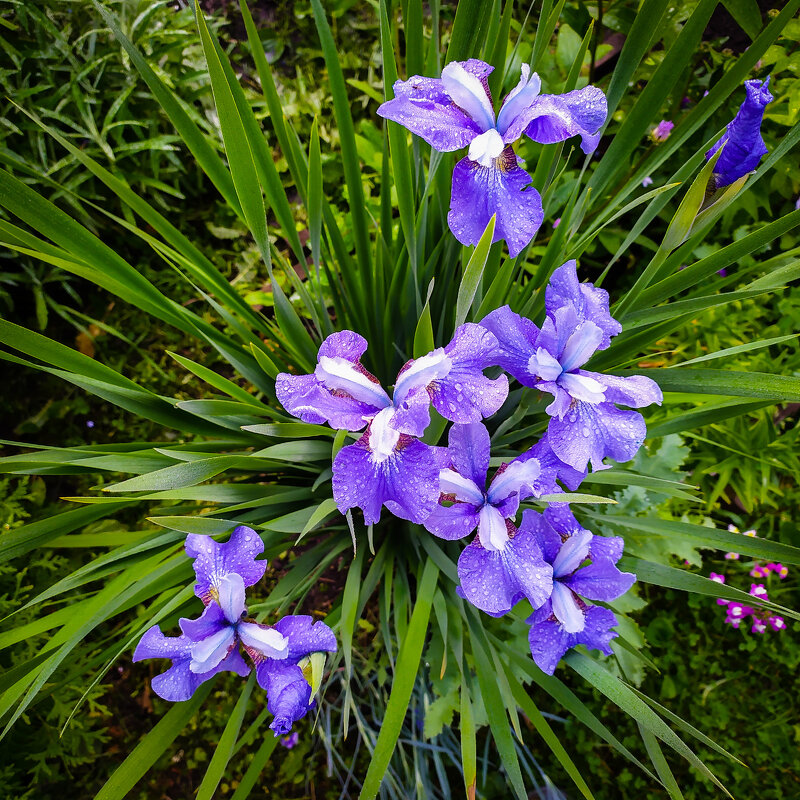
[749,583,768,599]
[651,120,674,142]
[642,176,654,187]
[709,572,725,584]
[751,620,768,634]
[768,616,786,631]
[552,217,561,229]
[724,552,740,560]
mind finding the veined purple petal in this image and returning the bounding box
[527,433,588,492]
[588,534,624,564]
[563,558,636,602]
[527,602,571,675]
[277,330,390,431]
[272,615,338,663]
[518,86,608,154]
[256,661,312,735]
[583,372,662,409]
[497,64,542,138]
[480,305,541,385]
[543,504,584,538]
[540,382,574,419]
[706,78,772,188]
[527,602,618,675]
[179,602,228,643]
[458,528,553,616]
[377,75,482,152]
[445,421,491,489]
[185,527,266,603]
[423,501,481,540]
[448,151,544,259]
[429,324,509,423]
[545,261,621,349]
[547,401,647,471]
[332,430,439,525]
[275,373,384,431]
[519,508,563,565]
[188,626,237,674]
[393,348,452,406]
[441,61,495,132]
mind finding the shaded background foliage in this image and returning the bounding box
[0,0,799,798]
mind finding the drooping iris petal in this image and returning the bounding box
[256,661,313,735]
[706,78,772,188]
[430,323,509,423]
[276,330,391,431]
[545,260,621,349]
[584,372,663,409]
[527,433,588,493]
[423,501,482,541]
[478,503,511,551]
[332,426,439,525]
[185,527,267,603]
[548,400,647,471]
[457,527,553,616]
[517,86,608,154]
[271,615,338,662]
[479,305,541,384]
[562,558,636,602]
[527,602,618,675]
[133,625,249,702]
[448,150,544,258]
[376,75,483,152]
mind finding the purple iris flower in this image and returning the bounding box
[481,260,662,471]
[520,505,635,675]
[277,326,508,525]
[377,60,606,257]
[255,615,337,735]
[425,422,584,617]
[133,531,337,737]
[706,78,772,188]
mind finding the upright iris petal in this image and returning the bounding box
[482,260,662,471]
[521,506,635,675]
[378,60,607,257]
[706,78,772,188]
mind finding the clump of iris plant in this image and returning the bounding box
[133,527,336,736]
[706,77,772,189]
[276,261,656,674]
[377,59,607,256]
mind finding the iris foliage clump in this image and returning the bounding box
[1,0,800,798]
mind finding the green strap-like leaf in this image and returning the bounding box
[93,683,213,800]
[359,558,439,800]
